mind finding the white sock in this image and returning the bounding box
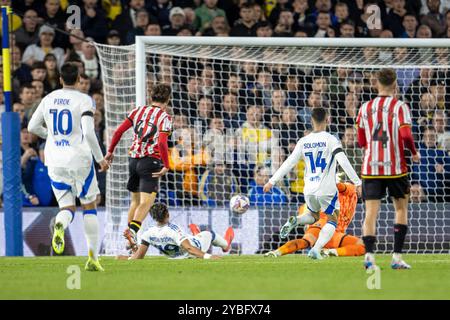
[313,222,336,251]
[212,231,228,250]
[83,212,99,260]
[297,212,316,225]
[365,252,375,261]
[55,209,73,229]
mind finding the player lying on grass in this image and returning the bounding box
[266,182,365,258]
[263,107,362,260]
[117,203,235,260]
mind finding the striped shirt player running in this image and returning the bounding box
[263,107,362,260]
[106,84,173,252]
[28,63,110,271]
[356,68,420,270]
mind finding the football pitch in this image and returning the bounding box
[1,255,449,300]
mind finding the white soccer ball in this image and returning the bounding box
[229,195,250,214]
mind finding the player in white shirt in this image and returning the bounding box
[117,203,235,260]
[263,107,362,260]
[28,63,110,271]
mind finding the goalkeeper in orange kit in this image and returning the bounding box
[266,182,365,257]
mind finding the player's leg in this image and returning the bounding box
[124,159,141,250]
[48,167,76,255]
[279,198,320,239]
[324,235,366,257]
[266,231,316,257]
[362,178,384,269]
[127,192,140,224]
[128,158,161,239]
[309,193,339,260]
[390,176,411,269]
[78,166,103,271]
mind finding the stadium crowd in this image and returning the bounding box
[0,0,450,208]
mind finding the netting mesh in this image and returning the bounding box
[95,41,450,256]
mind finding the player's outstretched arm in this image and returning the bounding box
[81,112,109,170]
[105,118,133,162]
[27,103,48,139]
[117,243,149,260]
[335,151,362,196]
[264,141,303,192]
[180,239,220,259]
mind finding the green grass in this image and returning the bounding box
[0,255,449,299]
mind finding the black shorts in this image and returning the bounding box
[362,175,410,200]
[127,157,162,194]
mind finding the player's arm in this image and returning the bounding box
[80,102,109,171]
[116,242,149,260]
[27,101,47,139]
[263,140,303,192]
[356,106,366,148]
[398,103,420,163]
[334,147,362,196]
[105,117,133,162]
[180,239,220,259]
[152,116,172,178]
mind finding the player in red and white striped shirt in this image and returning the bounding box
[105,84,173,251]
[356,68,420,270]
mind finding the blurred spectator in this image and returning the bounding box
[274,9,295,36]
[421,0,447,37]
[80,0,109,43]
[255,20,273,37]
[412,127,450,202]
[385,0,407,37]
[80,39,100,79]
[202,15,230,36]
[279,106,302,151]
[146,0,173,29]
[406,68,434,111]
[410,183,427,203]
[394,47,420,93]
[231,3,256,37]
[163,7,187,35]
[433,110,450,151]
[292,0,310,31]
[417,24,433,37]
[194,0,227,32]
[112,0,146,44]
[221,93,244,129]
[402,13,418,38]
[334,92,358,131]
[30,61,48,93]
[31,80,45,105]
[248,165,288,206]
[339,20,355,37]
[12,45,33,92]
[145,22,162,36]
[14,9,39,52]
[19,83,37,121]
[20,127,39,206]
[38,0,67,48]
[77,73,91,94]
[199,163,239,206]
[106,29,121,45]
[126,8,150,43]
[312,11,333,37]
[43,53,60,91]
[67,28,85,60]
[22,25,65,68]
[13,103,26,124]
[414,92,437,133]
[341,126,363,175]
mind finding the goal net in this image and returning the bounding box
[95,37,450,256]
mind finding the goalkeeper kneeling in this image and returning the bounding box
[266,182,365,257]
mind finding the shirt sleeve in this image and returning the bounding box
[27,100,47,139]
[80,95,96,115]
[159,114,172,134]
[397,103,412,128]
[140,230,152,246]
[356,105,364,129]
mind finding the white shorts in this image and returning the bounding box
[48,164,100,208]
[305,192,340,215]
[189,231,213,253]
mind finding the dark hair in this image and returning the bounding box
[31,61,46,71]
[241,3,253,10]
[150,203,169,223]
[60,63,79,85]
[79,73,89,80]
[20,83,35,94]
[377,68,397,86]
[151,83,171,103]
[311,107,328,123]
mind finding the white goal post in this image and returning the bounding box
[96,36,450,256]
